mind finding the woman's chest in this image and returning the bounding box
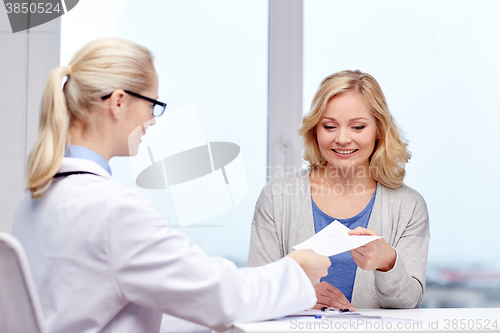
[311,189,375,219]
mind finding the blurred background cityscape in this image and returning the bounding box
[423,264,500,308]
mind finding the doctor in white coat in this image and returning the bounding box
[12,38,331,333]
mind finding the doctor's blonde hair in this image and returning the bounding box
[26,38,155,199]
[298,70,411,189]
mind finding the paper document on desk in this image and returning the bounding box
[289,309,380,319]
[292,220,382,256]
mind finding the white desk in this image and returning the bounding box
[229,308,500,332]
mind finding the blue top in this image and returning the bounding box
[65,145,112,175]
[311,184,377,302]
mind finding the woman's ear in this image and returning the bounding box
[106,89,127,121]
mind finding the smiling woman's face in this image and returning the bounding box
[315,91,378,171]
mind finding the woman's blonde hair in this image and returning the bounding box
[26,38,155,198]
[298,70,410,189]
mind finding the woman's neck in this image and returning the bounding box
[310,163,377,189]
[69,123,112,161]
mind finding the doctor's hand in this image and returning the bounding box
[312,282,356,312]
[287,249,330,284]
[348,227,396,272]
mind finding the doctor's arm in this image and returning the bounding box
[106,190,324,332]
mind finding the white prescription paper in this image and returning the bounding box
[292,220,382,256]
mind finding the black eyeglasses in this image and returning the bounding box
[101,90,167,117]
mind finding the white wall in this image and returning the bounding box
[0,10,60,233]
[268,0,303,178]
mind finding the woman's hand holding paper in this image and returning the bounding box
[348,227,397,272]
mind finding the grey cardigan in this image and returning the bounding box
[247,169,430,309]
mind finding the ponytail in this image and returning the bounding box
[26,66,70,199]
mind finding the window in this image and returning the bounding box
[61,0,268,266]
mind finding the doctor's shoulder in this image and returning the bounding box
[57,174,167,228]
[102,178,165,214]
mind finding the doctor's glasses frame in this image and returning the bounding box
[101,90,167,117]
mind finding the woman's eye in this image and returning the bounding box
[353,126,365,130]
[323,125,336,130]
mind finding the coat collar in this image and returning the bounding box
[59,157,113,180]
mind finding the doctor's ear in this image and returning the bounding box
[104,90,128,120]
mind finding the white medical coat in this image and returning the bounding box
[13,158,316,333]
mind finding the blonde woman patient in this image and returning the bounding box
[12,38,332,333]
[248,70,430,310]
